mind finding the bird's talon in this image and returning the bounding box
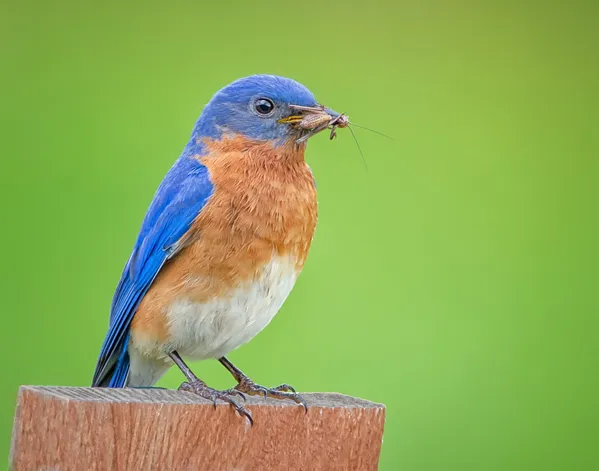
[227,388,247,402]
[221,395,253,426]
[177,379,254,423]
[233,378,307,408]
[236,390,247,401]
[239,407,254,427]
[298,396,309,412]
[272,383,296,393]
[218,357,308,413]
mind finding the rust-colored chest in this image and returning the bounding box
[131,137,317,344]
[195,137,318,272]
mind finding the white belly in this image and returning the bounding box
[165,255,298,360]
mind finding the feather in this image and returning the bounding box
[92,149,213,387]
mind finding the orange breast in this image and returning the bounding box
[130,135,318,346]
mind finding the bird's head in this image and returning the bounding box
[193,75,345,147]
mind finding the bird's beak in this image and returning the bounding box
[322,107,342,119]
[279,104,349,144]
[278,104,344,125]
[277,115,303,124]
[279,105,349,144]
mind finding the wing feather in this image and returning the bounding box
[92,154,213,387]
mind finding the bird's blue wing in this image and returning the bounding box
[92,154,213,387]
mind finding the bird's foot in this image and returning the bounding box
[179,379,253,425]
[229,377,308,412]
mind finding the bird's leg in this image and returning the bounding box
[168,351,253,425]
[219,356,308,411]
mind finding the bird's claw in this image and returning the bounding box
[271,383,296,393]
[179,380,254,426]
[228,389,247,402]
[232,378,308,412]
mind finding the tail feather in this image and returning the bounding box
[92,333,130,388]
[108,352,130,387]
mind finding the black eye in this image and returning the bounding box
[254,98,275,115]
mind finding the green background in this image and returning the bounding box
[1,0,598,469]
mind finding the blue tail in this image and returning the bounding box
[108,347,130,387]
[93,332,130,388]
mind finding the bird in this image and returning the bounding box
[91,74,347,424]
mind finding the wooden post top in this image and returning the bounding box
[11,386,386,471]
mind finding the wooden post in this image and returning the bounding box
[10,386,385,471]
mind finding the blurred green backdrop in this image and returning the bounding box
[1,0,598,469]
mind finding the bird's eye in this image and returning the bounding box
[254,98,275,115]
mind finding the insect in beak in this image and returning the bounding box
[280,104,350,144]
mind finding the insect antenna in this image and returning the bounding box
[348,125,369,173]
[349,122,393,140]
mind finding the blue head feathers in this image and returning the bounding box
[192,75,318,143]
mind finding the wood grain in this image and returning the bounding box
[10,386,386,471]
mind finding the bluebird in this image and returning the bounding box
[92,75,348,424]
